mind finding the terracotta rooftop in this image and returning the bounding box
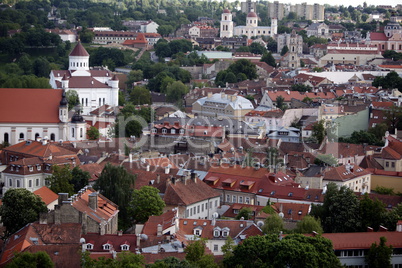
[0,88,62,124]
[323,164,371,182]
[34,186,58,206]
[4,140,78,160]
[164,177,220,206]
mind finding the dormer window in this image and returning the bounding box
[37,165,41,171]
[10,166,14,171]
[121,244,130,251]
[152,128,157,134]
[29,166,33,172]
[213,227,221,237]
[222,227,230,237]
[86,243,93,250]
[103,244,111,250]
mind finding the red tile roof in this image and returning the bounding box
[69,41,89,56]
[71,187,119,223]
[369,32,388,41]
[82,233,138,253]
[318,232,402,250]
[323,164,371,182]
[0,88,62,123]
[4,141,78,159]
[34,186,58,206]
[164,177,220,206]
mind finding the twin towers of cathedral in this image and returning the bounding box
[220,8,277,39]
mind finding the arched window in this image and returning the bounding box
[4,133,9,143]
[80,128,83,138]
[50,133,55,141]
[19,133,24,139]
[72,128,75,138]
[35,133,40,140]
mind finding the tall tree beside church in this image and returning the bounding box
[366,237,393,268]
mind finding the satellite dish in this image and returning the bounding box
[140,234,148,241]
[84,149,89,154]
[279,212,284,218]
[257,221,264,227]
[212,212,219,219]
[80,238,86,244]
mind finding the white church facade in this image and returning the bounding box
[220,9,277,39]
[0,88,87,145]
[49,42,119,115]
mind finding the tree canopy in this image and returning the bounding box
[6,251,54,268]
[366,237,393,268]
[128,186,165,224]
[0,188,47,237]
[47,164,75,196]
[223,234,341,268]
[94,163,136,229]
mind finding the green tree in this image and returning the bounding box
[0,188,47,237]
[150,256,191,268]
[366,237,392,268]
[224,234,341,268]
[384,106,402,133]
[6,251,54,268]
[359,193,387,231]
[373,71,402,92]
[166,81,189,105]
[94,163,136,229]
[129,186,165,224]
[79,29,95,43]
[295,215,323,234]
[374,186,395,195]
[249,42,267,54]
[126,70,144,88]
[66,90,79,111]
[87,126,100,140]
[261,52,276,67]
[312,119,326,144]
[157,25,174,37]
[228,59,257,80]
[276,95,286,110]
[71,166,90,193]
[262,214,284,234]
[291,84,311,92]
[129,86,152,105]
[280,45,289,56]
[311,183,362,233]
[221,236,236,260]
[184,240,218,267]
[47,165,75,195]
[235,207,252,220]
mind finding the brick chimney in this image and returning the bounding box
[88,192,98,211]
[58,193,69,206]
[157,224,162,237]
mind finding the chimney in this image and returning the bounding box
[58,193,69,206]
[207,92,212,98]
[146,165,150,172]
[165,165,171,174]
[397,221,402,232]
[191,172,197,183]
[157,224,162,237]
[117,230,123,236]
[156,174,160,184]
[88,192,98,211]
[42,138,48,146]
[129,153,133,163]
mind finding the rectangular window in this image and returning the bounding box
[36,179,40,186]
[197,205,200,214]
[392,162,395,168]
[202,203,204,212]
[226,195,230,202]
[245,197,250,204]
[29,180,32,187]
[386,162,389,167]
[215,200,218,207]
[193,207,196,215]
[232,195,237,203]
[214,244,218,252]
[239,196,243,203]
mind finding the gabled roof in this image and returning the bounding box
[34,186,58,206]
[323,164,371,182]
[4,141,78,159]
[163,177,220,206]
[81,233,138,253]
[69,41,89,57]
[142,209,177,236]
[0,222,81,266]
[0,88,63,124]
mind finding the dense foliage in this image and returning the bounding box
[0,188,47,237]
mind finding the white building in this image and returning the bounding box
[220,9,277,39]
[192,92,254,120]
[49,42,119,115]
[0,88,87,145]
